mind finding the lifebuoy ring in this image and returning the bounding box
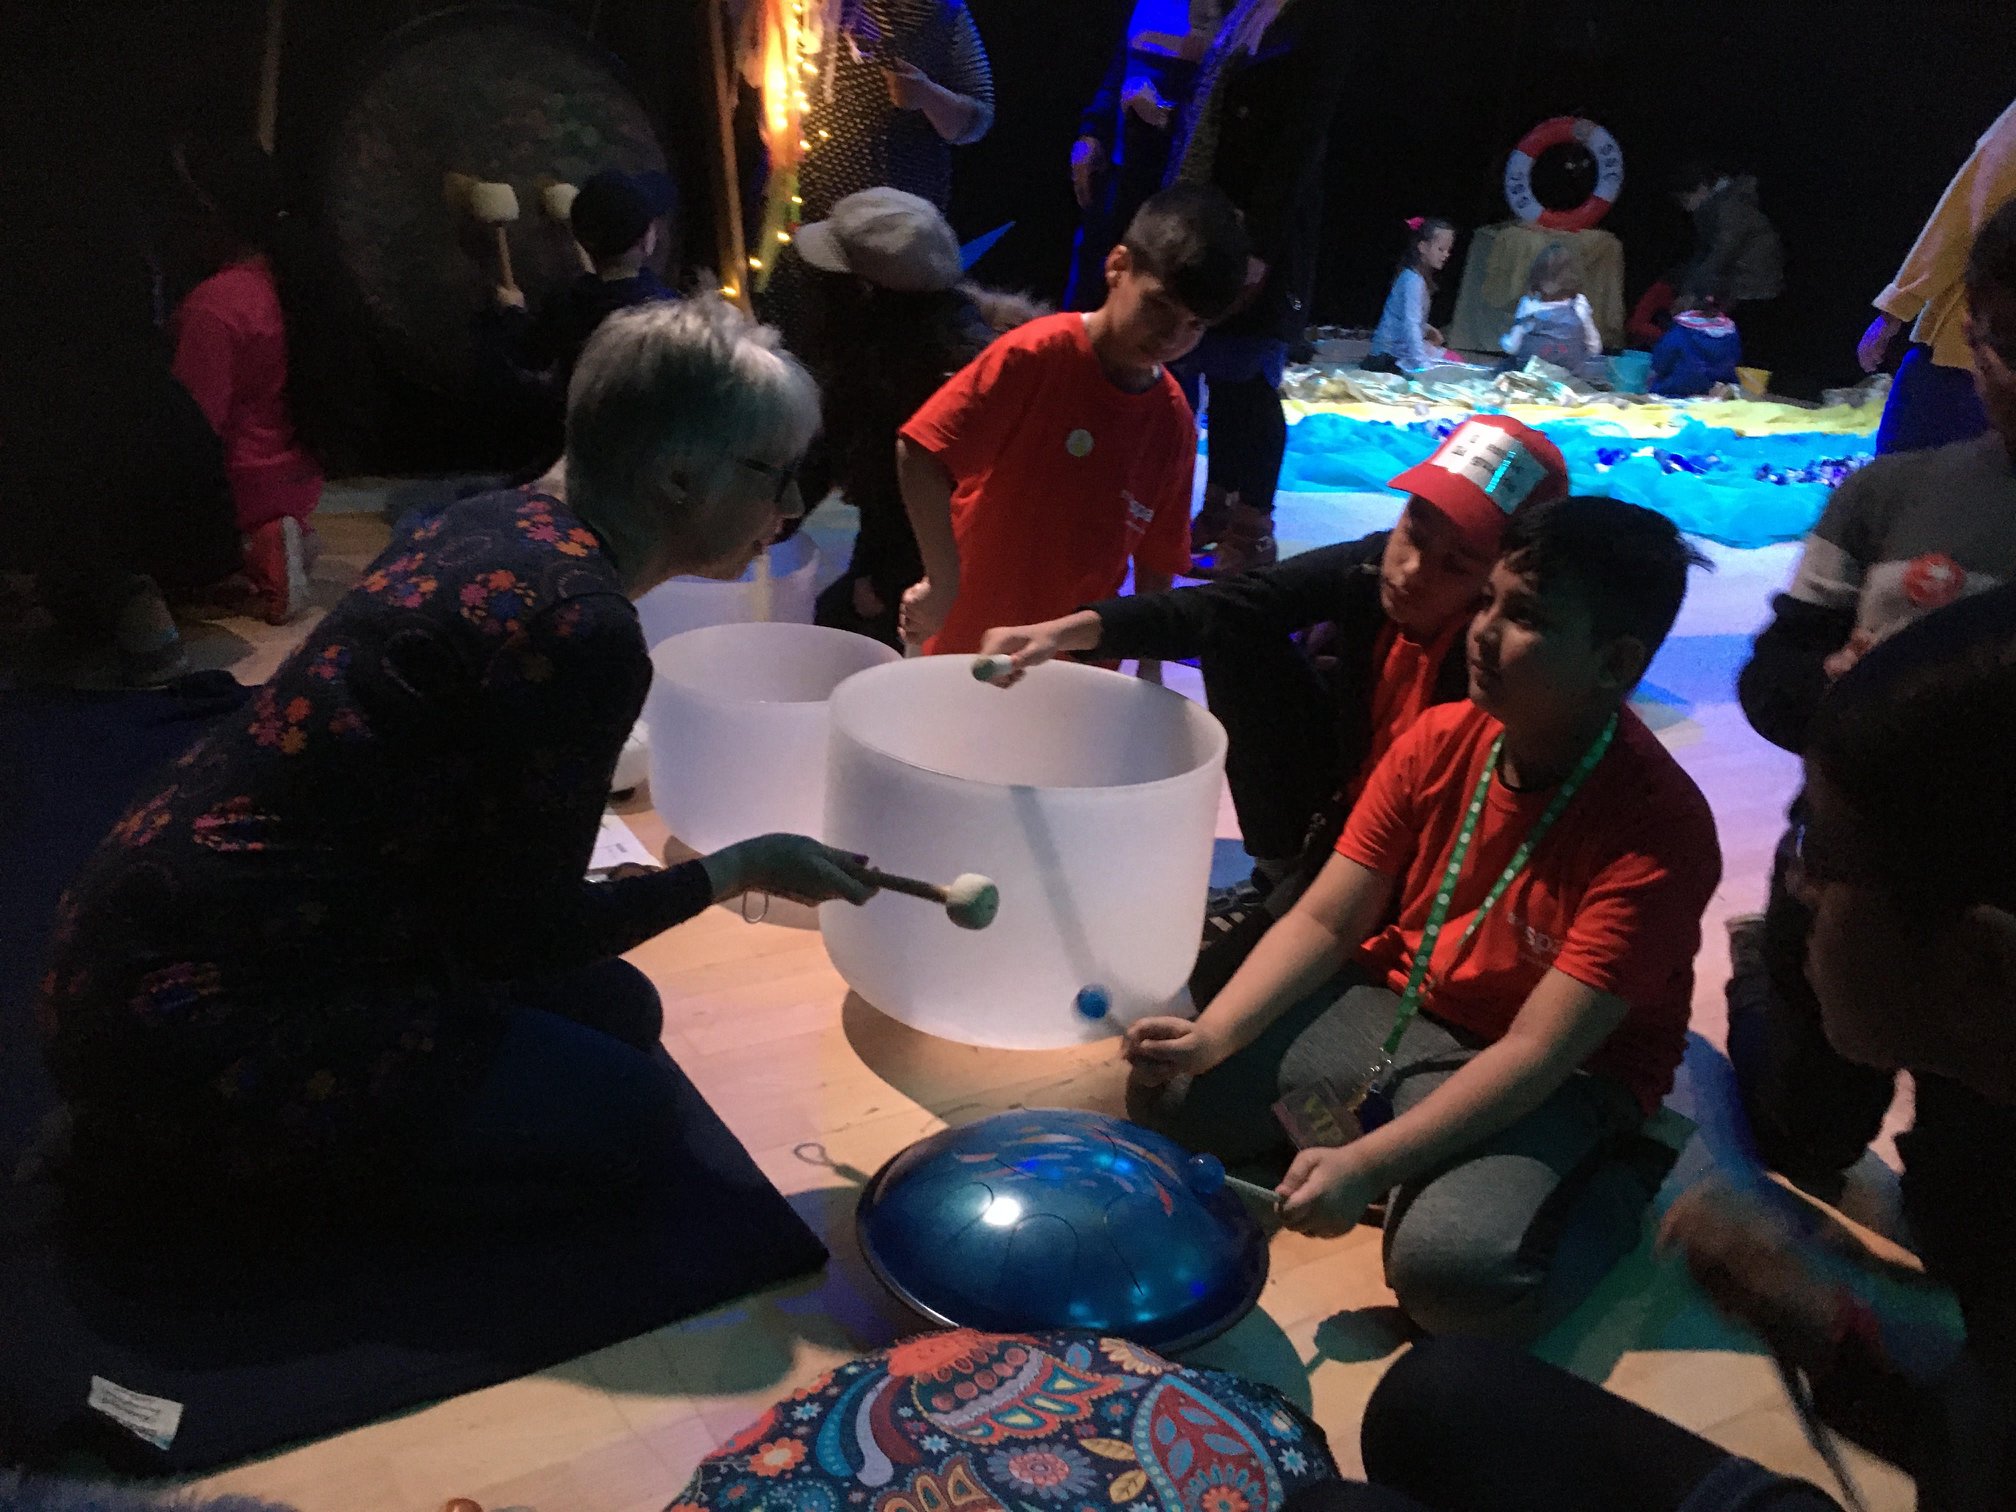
[1504,116,1624,233]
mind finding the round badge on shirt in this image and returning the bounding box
[1066,428,1095,458]
[1903,551,1966,610]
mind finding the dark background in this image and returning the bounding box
[7,0,2016,472]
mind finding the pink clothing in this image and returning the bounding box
[172,259,322,531]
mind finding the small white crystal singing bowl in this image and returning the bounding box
[647,621,899,927]
[633,532,819,651]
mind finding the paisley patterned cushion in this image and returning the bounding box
[669,1330,1338,1512]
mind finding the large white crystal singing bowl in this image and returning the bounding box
[633,532,819,651]
[822,658,1228,1048]
[647,624,900,923]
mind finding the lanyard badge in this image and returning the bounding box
[1272,716,1617,1149]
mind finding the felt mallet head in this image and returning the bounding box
[943,872,999,930]
[468,180,521,225]
[541,181,580,220]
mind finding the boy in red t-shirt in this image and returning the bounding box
[895,185,1250,656]
[1125,496,1722,1342]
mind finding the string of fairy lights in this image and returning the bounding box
[720,0,838,300]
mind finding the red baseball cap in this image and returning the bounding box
[1388,416,1570,556]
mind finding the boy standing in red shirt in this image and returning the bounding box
[1125,497,1721,1343]
[896,185,1250,656]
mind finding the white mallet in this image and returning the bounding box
[446,172,523,294]
[860,868,999,930]
[540,180,595,273]
[540,180,580,221]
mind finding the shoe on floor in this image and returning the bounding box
[1190,487,1233,555]
[112,578,192,688]
[1192,500,1277,579]
[1201,875,1267,948]
[245,515,311,625]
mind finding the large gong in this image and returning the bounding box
[325,4,675,391]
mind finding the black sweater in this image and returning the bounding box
[1087,532,1472,783]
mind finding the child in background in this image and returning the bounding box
[1649,294,1742,397]
[897,184,1249,656]
[486,169,678,404]
[171,137,359,624]
[1366,217,1456,373]
[795,188,1003,649]
[1672,158,1784,313]
[1501,242,1603,378]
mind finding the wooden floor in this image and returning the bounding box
[183,502,1914,1512]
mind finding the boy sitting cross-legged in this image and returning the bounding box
[1125,496,1721,1343]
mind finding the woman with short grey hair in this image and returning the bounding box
[42,296,877,1238]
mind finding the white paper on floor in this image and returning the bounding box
[588,812,657,875]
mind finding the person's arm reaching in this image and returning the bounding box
[897,437,960,644]
[885,4,994,145]
[1124,851,1399,1084]
[411,599,875,979]
[1868,100,2016,369]
[1278,972,1629,1234]
[979,538,1386,683]
[1125,712,1420,1077]
[1128,566,1175,682]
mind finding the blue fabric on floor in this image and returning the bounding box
[1272,412,1875,548]
[0,678,825,1474]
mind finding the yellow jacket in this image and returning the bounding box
[1876,99,2016,371]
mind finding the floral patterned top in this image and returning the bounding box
[39,490,711,1188]
[669,1329,1337,1512]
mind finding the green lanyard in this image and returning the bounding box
[1368,713,1619,1077]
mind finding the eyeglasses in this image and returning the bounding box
[737,457,804,516]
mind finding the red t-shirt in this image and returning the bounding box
[1334,701,1721,1114]
[899,312,1195,656]
[1348,618,1465,803]
[172,258,322,533]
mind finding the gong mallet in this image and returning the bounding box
[859,867,999,930]
[445,172,522,296]
[540,179,595,273]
